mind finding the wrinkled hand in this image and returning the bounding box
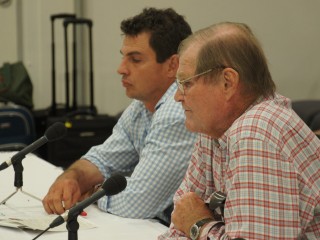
[171,192,213,237]
[42,177,81,215]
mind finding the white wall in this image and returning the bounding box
[0,0,18,63]
[1,0,320,115]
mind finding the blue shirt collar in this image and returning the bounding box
[154,82,177,111]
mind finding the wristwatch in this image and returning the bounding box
[189,218,214,240]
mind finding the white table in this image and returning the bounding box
[0,152,168,240]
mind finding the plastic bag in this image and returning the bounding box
[0,61,33,109]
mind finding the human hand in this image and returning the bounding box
[42,176,81,215]
[78,183,102,201]
[171,192,213,237]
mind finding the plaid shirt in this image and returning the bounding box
[83,83,196,223]
[159,94,320,239]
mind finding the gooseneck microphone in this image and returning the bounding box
[0,122,67,171]
[49,174,127,229]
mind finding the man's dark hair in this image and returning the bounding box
[120,7,192,63]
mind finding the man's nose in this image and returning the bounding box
[117,60,128,75]
[174,89,184,102]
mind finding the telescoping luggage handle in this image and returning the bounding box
[50,13,76,115]
[63,18,95,113]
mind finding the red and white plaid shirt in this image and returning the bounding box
[159,94,320,239]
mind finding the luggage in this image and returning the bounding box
[50,13,77,115]
[33,13,77,144]
[292,100,320,126]
[62,17,96,113]
[0,102,36,151]
[0,61,34,109]
[34,15,118,169]
[47,113,117,168]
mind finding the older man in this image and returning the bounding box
[160,22,320,239]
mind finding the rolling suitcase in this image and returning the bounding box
[47,113,117,168]
[0,102,36,151]
[43,17,117,168]
[50,13,77,115]
[33,13,77,138]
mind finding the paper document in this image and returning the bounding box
[0,192,96,232]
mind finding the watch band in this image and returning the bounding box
[196,217,214,227]
[190,217,214,240]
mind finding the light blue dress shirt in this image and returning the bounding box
[82,83,197,223]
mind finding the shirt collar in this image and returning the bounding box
[216,94,274,148]
[154,82,177,111]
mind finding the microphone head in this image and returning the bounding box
[209,191,226,211]
[102,174,127,196]
[45,122,67,142]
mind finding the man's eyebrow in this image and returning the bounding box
[119,50,142,57]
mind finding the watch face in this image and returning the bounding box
[190,225,199,240]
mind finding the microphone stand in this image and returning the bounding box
[33,208,82,240]
[0,155,41,205]
[67,213,80,240]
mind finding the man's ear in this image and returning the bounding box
[222,67,239,101]
[166,54,179,78]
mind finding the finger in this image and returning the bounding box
[42,195,54,214]
[62,185,81,210]
[51,194,66,214]
[43,192,64,214]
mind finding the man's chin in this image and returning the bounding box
[125,91,141,101]
[185,120,197,132]
[125,89,135,98]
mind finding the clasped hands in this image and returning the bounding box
[171,192,214,238]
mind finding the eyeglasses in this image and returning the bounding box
[176,67,225,95]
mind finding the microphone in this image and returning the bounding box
[209,191,226,211]
[208,191,226,220]
[49,174,127,228]
[0,122,67,170]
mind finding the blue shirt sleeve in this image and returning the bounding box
[83,85,197,222]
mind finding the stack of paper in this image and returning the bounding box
[0,191,96,232]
